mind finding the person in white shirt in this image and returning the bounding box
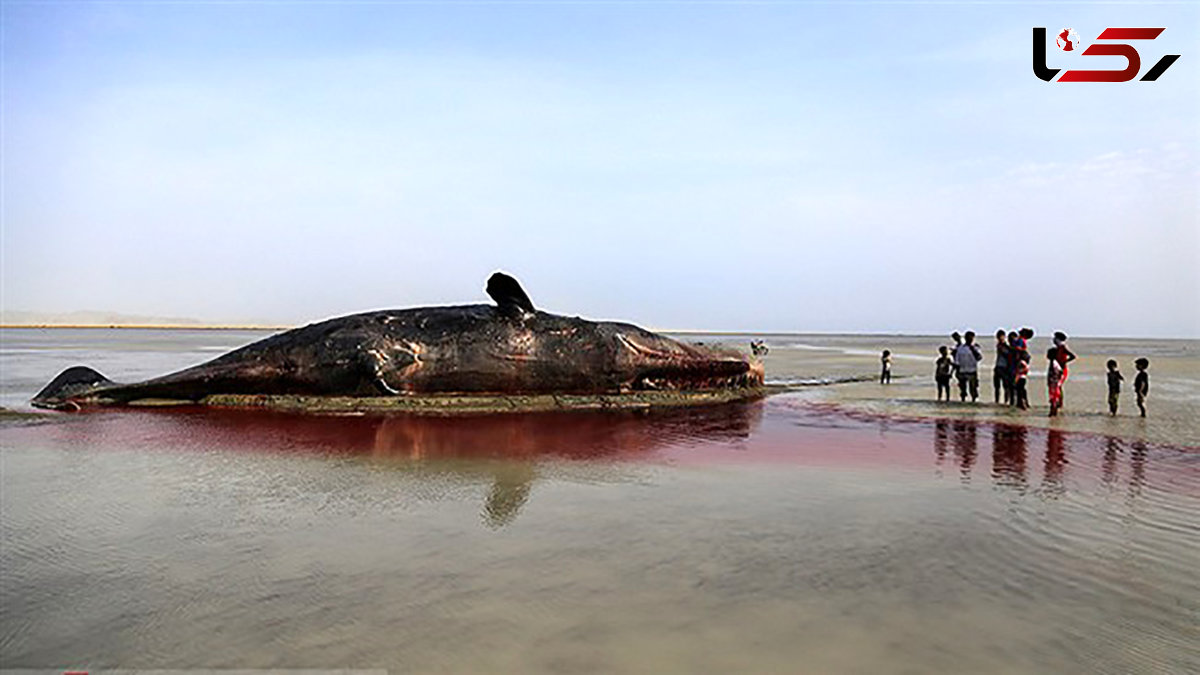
[953,330,984,402]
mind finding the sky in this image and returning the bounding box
[2,1,1197,337]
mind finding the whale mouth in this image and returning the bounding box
[614,333,764,392]
[632,360,764,391]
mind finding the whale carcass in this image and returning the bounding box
[31,273,764,413]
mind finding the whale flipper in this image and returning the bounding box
[486,272,535,316]
[32,366,114,410]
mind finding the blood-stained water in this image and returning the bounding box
[2,328,1198,673]
[2,397,1197,674]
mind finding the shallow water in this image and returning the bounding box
[1,329,1198,673]
[737,333,1200,448]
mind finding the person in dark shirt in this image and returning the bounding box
[880,350,892,384]
[1010,328,1033,410]
[993,329,1012,405]
[1106,359,1123,415]
[1006,330,1020,405]
[935,346,953,402]
[1133,358,1150,418]
[1047,347,1065,417]
[1013,348,1031,410]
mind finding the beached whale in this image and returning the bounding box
[31,273,763,411]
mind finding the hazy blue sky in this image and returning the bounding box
[2,1,1197,336]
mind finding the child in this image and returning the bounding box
[935,346,953,401]
[1006,331,1021,406]
[1106,359,1123,415]
[881,350,892,384]
[1134,358,1150,418]
[1013,348,1031,410]
[1011,327,1034,355]
[1047,347,1064,417]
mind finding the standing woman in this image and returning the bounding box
[993,330,1011,405]
[1052,331,1077,409]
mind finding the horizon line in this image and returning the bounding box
[1,324,1196,341]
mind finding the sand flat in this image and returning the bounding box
[692,333,1199,449]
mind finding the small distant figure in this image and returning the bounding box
[953,331,983,402]
[1047,347,1065,417]
[994,329,1012,405]
[1106,359,1123,416]
[935,346,954,401]
[1009,328,1033,410]
[880,350,892,384]
[1013,346,1031,410]
[750,340,769,357]
[1052,331,1077,409]
[1134,357,1150,417]
[1006,330,1021,406]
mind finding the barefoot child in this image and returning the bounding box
[935,346,953,401]
[1134,358,1150,417]
[881,350,892,384]
[1106,359,1123,415]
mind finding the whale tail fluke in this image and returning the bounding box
[31,366,113,410]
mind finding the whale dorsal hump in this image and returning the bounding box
[486,272,535,315]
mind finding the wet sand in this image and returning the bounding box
[724,334,1199,449]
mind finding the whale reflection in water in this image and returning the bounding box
[365,403,763,526]
[51,401,763,527]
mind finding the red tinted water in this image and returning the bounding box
[5,400,1194,495]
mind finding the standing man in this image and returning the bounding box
[994,329,1012,405]
[954,331,983,402]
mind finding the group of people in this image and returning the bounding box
[879,329,1153,418]
[928,329,1040,407]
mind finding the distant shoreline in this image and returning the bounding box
[0,324,292,331]
[0,325,1194,341]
